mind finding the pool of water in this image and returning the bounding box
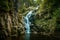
[2,33,60,40]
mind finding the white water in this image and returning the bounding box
[24,6,39,33]
[24,11,33,33]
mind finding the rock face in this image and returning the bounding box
[30,0,60,35]
[0,0,25,38]
[18,14,25,34]
[0,13,12,38]
[30,13,56,35]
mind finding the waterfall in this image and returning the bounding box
[24,6,39,33]
[24,11,33,33]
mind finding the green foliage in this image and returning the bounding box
[53,8,60,29]
[32,0,60,34]
[17,0,60,34]
[0,0,10,12]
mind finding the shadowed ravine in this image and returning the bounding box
[2,6,60,40]
[0,0,60,40]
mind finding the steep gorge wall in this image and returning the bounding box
[0,0,25,38]
[30,0,60,35]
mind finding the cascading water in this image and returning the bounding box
[24,11,33,33]
[24,6,39,34]
[24,6,39,40]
